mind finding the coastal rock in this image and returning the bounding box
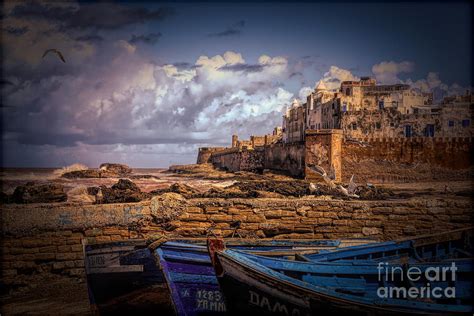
[150,193,187,223]
[11,182,67,204]
[150,183,200,198]
[61,163,132,179]
[61,169,102,179]
[99,163,132,176]
[95,179,149,204]
[231,180,310,197]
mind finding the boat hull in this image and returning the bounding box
[84,240,173,315]
[215,252,473,316]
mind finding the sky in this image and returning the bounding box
[1,1,472,168]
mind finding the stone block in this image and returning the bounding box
[246,215,265,223]
[35,253,56,261]
[84,228,103,237]
[186,207,204,213]
[182,213,208,222]
[57,245,71,252]
[71,244,83,252]
[294,225,313,233]
[66,238,82,245]
[362,227,382,236]
[316,218,332,225]
[56,253,77,261]
[204,206,222,214]
[264,210,282,219]
[39,246,57,253]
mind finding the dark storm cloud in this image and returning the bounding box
[9,1,175,30]
[3,26,28,36]
[17,133,87,147]
[208,20,245,37]
[129,32,162,45]
[172,62,192,69]
[0,79,15,86]
[219,63,264,73]
[75,34,104,42]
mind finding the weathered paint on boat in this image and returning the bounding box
[84,239,173,315]
[156,238,372,316]
[210,228,473,315]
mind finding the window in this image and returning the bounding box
[351,123,357,130]
[346,88,351,96]
[448,121,454,127]
[424,124,435,137]
[342,102,347,112]
[378,100,384,110]
[462,119,470,127]
[405,125,412,137]
[375,122,381,129]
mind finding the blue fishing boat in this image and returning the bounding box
[156,238,374,316]
[209,228,473,315]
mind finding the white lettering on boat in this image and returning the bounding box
[196,290,226,311]
[248,290,301,315]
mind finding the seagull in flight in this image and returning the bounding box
[42,49,66,63]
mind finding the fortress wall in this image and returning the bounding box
[263,142,305,177]
[1,197,471,282]
[344,137,473,169]
[196,147,226,164]
[210,148,265,172]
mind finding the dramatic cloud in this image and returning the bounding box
[2,38,293,166]
[371,61,414,84]
[129,33,162,45]
[2,25,29,36]
[320,66,359,90]
[6,1,174,31]
[298,86,313,101]
[405,72,470,101]
[208,20,245,37]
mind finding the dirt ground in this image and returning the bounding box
[0,275,91,315]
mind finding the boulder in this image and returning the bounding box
[95,179,149,204]
[150,193,187,223]
[11,182,67,203]
[150,183,200,198]
[61,169,102,179]
[99,163,132,176]
[61,163,132,179]
[112,178,139,191]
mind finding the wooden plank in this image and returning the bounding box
[86,245,137,255]
[87,265,144,274]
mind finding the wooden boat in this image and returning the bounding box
[84,239,173,315]
[156,238,374,316]
[209,228,473,315]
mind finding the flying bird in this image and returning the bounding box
[337,184,360,199]
[42,49,66,63]
[308,164,336,189]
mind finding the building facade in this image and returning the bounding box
[282,77,472,142]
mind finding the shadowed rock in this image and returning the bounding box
[99,163,132,176]
[94,179,149,204]
[10,182,67,204]
[61,163,132,179]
